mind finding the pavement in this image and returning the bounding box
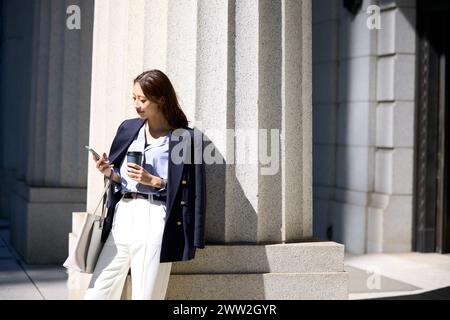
[345,252,450,300]
[1,218,449,300]
[0,219,68,300]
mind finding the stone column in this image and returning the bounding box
[167,0,313,245]
[165,0,346,300]
[69,0,348,299]
[9,0,94,264]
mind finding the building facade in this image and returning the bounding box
[312,0,450,255]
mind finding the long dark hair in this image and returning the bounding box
[134,70,189,129]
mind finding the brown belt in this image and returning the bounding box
[122,192,167,202]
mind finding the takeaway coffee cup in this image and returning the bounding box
[127,151,143,165]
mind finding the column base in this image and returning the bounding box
[10,181,86,264]
[166,242,348,300]
[166,272,347,300]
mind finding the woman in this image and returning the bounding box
[84,70,206,300]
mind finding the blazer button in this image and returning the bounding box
[180,200,186,206]
[176,221,182,226]
[181,180,187,185]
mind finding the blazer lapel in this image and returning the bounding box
[109,118,145,166]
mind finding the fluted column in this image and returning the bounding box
[167,0,312,244]
[26,0,51,184]
[25,0,92,187]
[282,0,312,240]
[10,0,94,264]
[87,0,168,211]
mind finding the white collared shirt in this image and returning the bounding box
[113,123,171,195]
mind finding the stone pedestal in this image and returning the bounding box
[166,243,347,299]
[11,183,86,264]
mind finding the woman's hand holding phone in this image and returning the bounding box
[95,152,114,177]
[86,146,114,177]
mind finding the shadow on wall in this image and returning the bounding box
[169,128,270,298]
[201,132,258,245]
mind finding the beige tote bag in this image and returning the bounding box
[63,180,111,273]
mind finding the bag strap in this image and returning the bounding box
[92,179,111,220]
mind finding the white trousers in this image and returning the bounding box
[84,196,172,300]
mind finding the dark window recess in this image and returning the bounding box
[414,0,450,253]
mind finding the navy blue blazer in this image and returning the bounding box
[100,118,206,262]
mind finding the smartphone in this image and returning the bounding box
[85,145,101,161]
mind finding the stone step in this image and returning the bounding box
[67,240,343,275]
[119,272,348,300]
[165,272,348,300]
[172,242,345,274]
